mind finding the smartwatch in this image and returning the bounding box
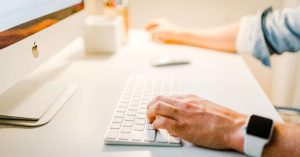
[244,115,274,157]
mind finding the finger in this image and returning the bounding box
[152,116,179,135]
[152,35,166,43]
[173,94,202,100]
[151,31,165,41]
[147,101,178,123]
[151,32,162,42]
[145,20,161,31]
[145,23,158,32]
[152,37,164,43]
[153,33,168,43]
[145,18,167,31]
[173,95,188,99]
[147,95,179,110]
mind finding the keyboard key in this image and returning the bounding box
[146,123,154,130]
[136,113,146,119]
[121,126,132,133]
[106,129,119,139]
[139,104,148,108]
[143,130,156,142]
[126,110,136,116]
[139,105,147,109]
[130,102,140,106]
[110,123,121,129]
[112,118,122,123]
[123,121,133,127]
[169,136,180,144]
[115,112,125,118]
[132,95,141,99]
[128,106,138,111]
[133,91,142,95]
[135,119,146,125]
[131,131,143,141]
[118,132,130,140]
[156,129,169,143]
[138,109,147,114]
[120,100,129,104]
[124,116,135,121]
[134,124,144,131]
[116,107,126,112]
[141,100,150,105]
[131,98,140,103]
[121,96,131,101]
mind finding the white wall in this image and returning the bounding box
[128,0,283,28]
[292,55,300,106]
[270,0,300,107]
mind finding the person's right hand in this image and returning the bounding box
[145,18,185,44]
[147,94,246,152]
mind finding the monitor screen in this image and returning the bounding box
[0,0,84,49]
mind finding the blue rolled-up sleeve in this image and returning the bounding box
[236,7,300,67]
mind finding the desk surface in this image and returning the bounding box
[0,30,282,157]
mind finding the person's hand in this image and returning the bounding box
[147,95,247,152]
[145,18,185,44]
[145,19,239,52]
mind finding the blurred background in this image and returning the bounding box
[126,0,300,108]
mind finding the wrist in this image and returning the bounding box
[227,115,247,153]
[170,28,190,44]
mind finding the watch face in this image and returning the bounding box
[246,115,274,139]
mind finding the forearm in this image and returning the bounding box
[177,22,240,53]
[263,123,300,157]
[230,123,300,156]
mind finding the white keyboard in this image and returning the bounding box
[104,75,182,147]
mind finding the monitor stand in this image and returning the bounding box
[0,80,78,127]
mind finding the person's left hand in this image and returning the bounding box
[145,18,185,44]
[147,95,246,152]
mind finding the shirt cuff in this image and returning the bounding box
[236,8,273,67]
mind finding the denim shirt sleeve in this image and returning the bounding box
[236,6,300,67]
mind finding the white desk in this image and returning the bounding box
[0,30,282,157]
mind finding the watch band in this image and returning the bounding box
[244,134,268,157]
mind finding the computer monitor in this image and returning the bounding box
[0,0,85,126]
[0,0,85,94]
